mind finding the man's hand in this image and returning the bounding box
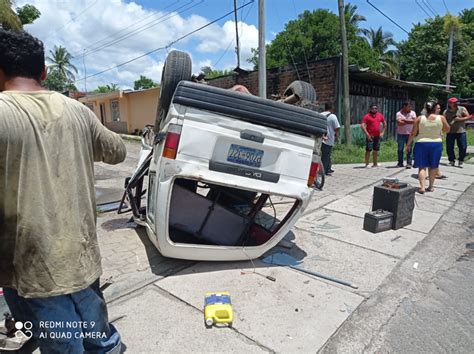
[380,132,384,138]
[367,135,373,141]
[405,145,411,153]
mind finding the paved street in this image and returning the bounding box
[2,140,472,353]
[89,140,474,353]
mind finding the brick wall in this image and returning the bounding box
[207,57,338,107]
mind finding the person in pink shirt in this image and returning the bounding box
[396,102,417,168]
[361,103,387,168]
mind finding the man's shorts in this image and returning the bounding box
[366,136,381,151]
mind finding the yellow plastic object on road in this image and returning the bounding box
[204,292,233,327]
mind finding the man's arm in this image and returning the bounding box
[361,121,371,140]
[87,111,126,164]
[406,117,421,149]
[454,107,471,122]
[441,115,451,133]
[380,116,387,137]
[396,112,405,126]
[334,128,340,141]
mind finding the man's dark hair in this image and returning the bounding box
[402,102,410,107]
[370,103,378,108]
[0,30,44,82]
[325,102,333,111]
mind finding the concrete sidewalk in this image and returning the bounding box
[93,143,474,353]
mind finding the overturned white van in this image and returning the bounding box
[119,51,327,261]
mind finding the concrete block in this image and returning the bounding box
[108,286,265,353]
[156,261,363,353]
[297,210,426,258]
[324,195,371,218]
[283,229,399,293]
[405,208,442,234]
[423,188,463,202]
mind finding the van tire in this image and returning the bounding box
[173,81,327,136]
[283,80,317,103]
[155,51,192,131]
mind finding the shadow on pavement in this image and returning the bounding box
[133,226,307,277]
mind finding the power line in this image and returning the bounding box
[57,0,98,32]
[441,0,449,14]
[422,0,438,16]
[291,0,312,82]
[80,0,196,57]
[415,0,433,18]
[212,0,254,68]
[81,1,203,58]
[75,1,255,83]
[78,0,181,55]
[273,3,301,80]
[366,0,409,34]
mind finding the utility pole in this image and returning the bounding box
[338,0,351,145]
[233,0,241,68]
[445,25,454,90]
[258,0,266,98]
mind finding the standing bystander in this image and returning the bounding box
[407,101,450,193]
[361,103,387,168]
[0,30,125,352]
[444,97,470,168]
[321,103,340,176]
[396,102,416,168]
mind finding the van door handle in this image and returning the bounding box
[240,130,264,143]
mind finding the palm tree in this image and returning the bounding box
[107,83,119,91]
[47,46,78,82]
[344,3,366,32]
[362,27,398,77]
[0,0,21,30]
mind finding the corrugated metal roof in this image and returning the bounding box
[349,69,431,90]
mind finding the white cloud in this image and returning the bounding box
[19,0,258,90]
[195,20,258,69]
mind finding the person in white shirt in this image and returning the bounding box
[321,103,340,176]
[396,102,416,168]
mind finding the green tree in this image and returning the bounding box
[362,27,398,76]
[16,4,40,25]
[0,0,21,29]
[133,75,158,90]
[344,3,366,32]
[398,10,473,97]
[43,70,77,92]
[0,1,40,29]
[93,84,120,93]
[47,45,78,82]
[200,66,232,79]
[247,8,380,72]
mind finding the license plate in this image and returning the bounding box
[227,144,264,168]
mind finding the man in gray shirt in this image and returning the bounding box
[321,103,340,176]
[1,30,125,352]
[444,97,470,167]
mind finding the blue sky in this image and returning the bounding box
[22,0,470,90]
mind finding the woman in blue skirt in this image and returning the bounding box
[407,102,450,194]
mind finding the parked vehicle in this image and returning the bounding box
[119,51,327,261]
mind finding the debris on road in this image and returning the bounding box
[262,252,358,289]
[204,292,233,327]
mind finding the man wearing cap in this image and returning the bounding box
[444,97,470,167]
[361,103,386,168]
